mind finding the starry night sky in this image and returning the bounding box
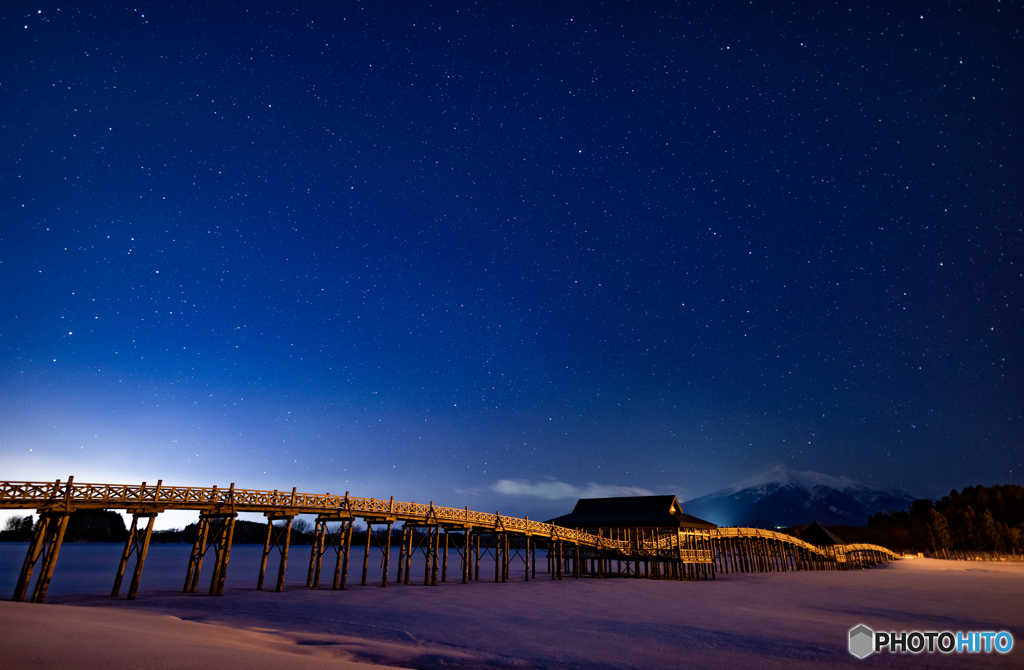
[1,1,1021,524]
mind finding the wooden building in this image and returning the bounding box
[547,495,718,580]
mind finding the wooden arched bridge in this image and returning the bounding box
[1,478,899,604]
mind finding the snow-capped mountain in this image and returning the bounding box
[681,466,916,528]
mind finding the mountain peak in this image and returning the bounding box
[725,465,859,494]
[682,466,916,528]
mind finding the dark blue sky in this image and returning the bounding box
[2,1,1021,522]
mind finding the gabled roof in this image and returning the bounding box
[797,519,846,546]
[547,495,718,529]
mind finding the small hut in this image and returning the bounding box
[797,520,845,546]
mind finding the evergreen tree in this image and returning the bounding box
[946,506,976,550]
[980,509,1004,553]
[1005,526,1022,554]
[926,509,951,553]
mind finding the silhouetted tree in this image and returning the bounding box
[926,509,951,553]
[980,509,1005,553]
[947,506,977,551]
[1,515,34,541]
[909,499,934,526]
[65,509,127,542]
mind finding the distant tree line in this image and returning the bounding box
[1,509,128,543]
[798,499,933,553]
[812,484,1023,557]
[923,484,1023,556]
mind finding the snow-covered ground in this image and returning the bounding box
[0,544,1020,669]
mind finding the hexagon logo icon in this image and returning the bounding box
[849,624,874,659]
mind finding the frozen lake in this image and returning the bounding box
[1,543,1021,669]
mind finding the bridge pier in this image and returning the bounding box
[184,511,238,596]
[258,514,293,591]
[461,526,470,583]
[382,519,394,586]
[441,527,449,582]
[306,510,354,589]
[12,477,74,604]
[112,510,159,600]
[426,524,438,585]
[396,525,408,584]
[404,524,414,583]
[360,521,372,585]
[14,509,71,604]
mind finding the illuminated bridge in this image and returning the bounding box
[1,478,899,604]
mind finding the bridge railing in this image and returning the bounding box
[0,480,624,551]
[712,526,898,559]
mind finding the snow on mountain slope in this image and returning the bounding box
[682,466,916,528]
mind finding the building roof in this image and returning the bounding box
[547,495,718,530]
[797,520,846,546]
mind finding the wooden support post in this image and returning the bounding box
[14,508,72,604]
[30,512,70,604]
[404,524,413,584]
[397,525,408,585]
[184,516,210,593]
[361,521,372,586]
[209,513,237,596]
[531,538,537,579]
[258,517,274,590]
[462,527,470,584]
[112,515,140,597]
[336,516,353,589]
[673,530,682,581]
[425,527,433,585]
[126,514,156,600]
[524,533,530,581]
[275,518,294,591]
[113,512,157,600]
[430,524,439,586]
[474,532,480,581]
[308,518,325,587]
[381,520,393,587]
[493,533,500,583]
[396,525,407,585]
[499,536,507,581]
[462,508,471,584]
[14,514,49,602]
[441,527,449,582]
